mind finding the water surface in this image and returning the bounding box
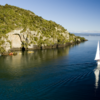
[0,35,99,100]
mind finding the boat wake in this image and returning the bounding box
[30,70,93,98]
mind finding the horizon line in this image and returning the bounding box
[70,32,100,34]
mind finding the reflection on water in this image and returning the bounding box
[94,65,100,89]
[0,45,73,80]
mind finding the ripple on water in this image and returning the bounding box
[28,68,93,98]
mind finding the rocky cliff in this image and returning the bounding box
[0,4,86,53]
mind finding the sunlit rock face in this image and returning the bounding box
[6,29,39,49]
[7,29,22,49]
[1,28,82,52]
[11,34,22,48]
[5,28,69,50]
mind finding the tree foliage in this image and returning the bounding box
[0,4,67,35]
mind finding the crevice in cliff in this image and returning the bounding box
[22,47,25,51]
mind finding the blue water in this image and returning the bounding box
[0,35,100,100]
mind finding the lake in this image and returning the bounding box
[0,34,100,100]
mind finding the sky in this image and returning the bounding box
[0,0,100,33]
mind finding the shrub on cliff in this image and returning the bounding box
[80,37,86,41]
[0,47,5,53]
[34,37,38,41]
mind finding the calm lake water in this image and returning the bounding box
[0,34,100,100]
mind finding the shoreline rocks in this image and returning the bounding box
[0,39,87,56]
[9,40,87,51]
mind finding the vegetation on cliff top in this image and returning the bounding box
[0,4,66,35]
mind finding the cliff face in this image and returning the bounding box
[2,28,70,51]
[0,4,86,53]
[0,28,84,52]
